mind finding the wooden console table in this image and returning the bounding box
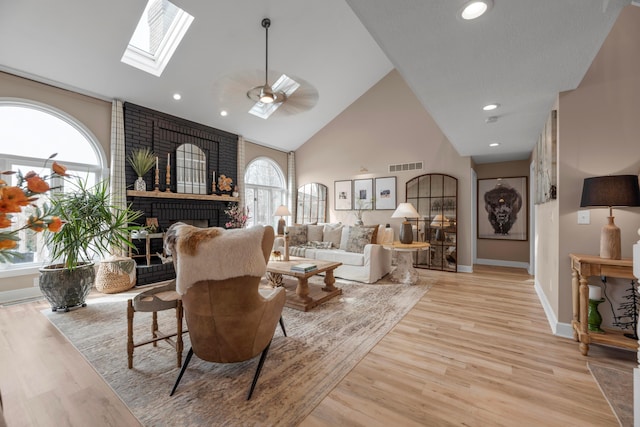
[569,253,637,356]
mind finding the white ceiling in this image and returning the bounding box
[0,0,631,163]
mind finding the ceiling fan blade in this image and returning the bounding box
[213,70,318,119]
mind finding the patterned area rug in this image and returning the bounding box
[588,362,634,427]
[43,274,432,426]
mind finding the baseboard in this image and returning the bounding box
[0,286,43,305]
[457,264,473,273]
[476,258,529,270]
[533,277,573,339]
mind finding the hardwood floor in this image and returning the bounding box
[0,265,633,426]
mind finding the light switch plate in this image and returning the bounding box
[577,210,590,225]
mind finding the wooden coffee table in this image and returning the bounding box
[266,259,342,311]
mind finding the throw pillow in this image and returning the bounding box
[323,224,343,248]
[346,226,376,253]
[339,226,351,250]
[361,225,379,244]
[307,224,324,242]
[287,225,307,246]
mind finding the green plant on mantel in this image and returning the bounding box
[127,148,155,178]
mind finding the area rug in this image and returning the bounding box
[43,274,432,426]
[588,362,634,427]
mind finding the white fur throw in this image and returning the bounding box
[165,223,267,295]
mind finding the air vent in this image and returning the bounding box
[388,161,424,173]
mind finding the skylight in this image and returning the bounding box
[121,0,193,77]
[248,75,300,119]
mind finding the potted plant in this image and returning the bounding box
[39,171,143,311]
[127,147,156,191]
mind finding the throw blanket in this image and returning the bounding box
[165,223,267,295]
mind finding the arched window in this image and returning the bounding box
[0,99,106,272]
[244,157,286,229]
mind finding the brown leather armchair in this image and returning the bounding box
[166,224,285,399]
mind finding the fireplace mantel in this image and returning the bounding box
[127,190,239,202]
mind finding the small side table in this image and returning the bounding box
[383,241,430,285]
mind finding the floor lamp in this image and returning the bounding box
[580,175,640,259]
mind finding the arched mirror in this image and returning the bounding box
[176,143,207,194]
[296,183,327,224]
[406,173,457,272]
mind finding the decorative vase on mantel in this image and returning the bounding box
[134,176,146,191]
[127,148,156,193]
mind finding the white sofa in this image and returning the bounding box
[273,223,392,284]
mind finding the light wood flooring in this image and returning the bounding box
[0,265,634,426]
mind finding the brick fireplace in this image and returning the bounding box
[124,103,239,285]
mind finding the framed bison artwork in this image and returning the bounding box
[478,176,528,241]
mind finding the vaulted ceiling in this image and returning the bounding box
[0,0,631,163]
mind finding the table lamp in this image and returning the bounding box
[391,202,420,244]
[580,175,640,259]
[430,214,450,241]
[273,205,291,235]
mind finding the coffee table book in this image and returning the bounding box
[291,263,317,273]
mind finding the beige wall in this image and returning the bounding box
[474,160,530,263]
[0,72,112,163]
[296,69,473,269]
[544,5,640,326]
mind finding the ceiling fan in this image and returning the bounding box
[243,18,318,119]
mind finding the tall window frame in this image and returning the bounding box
[0,99,107,275]
[244,157,287,229]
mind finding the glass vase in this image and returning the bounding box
[134,176,146,191]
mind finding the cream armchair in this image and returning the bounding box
[165,224,284,399]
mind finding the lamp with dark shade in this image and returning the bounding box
[391,203,420,244]
[580,175,640,259]
[273,205,291,236]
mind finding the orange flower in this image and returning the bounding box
[26,175,50,193]
[0,239,17,250]
[47,216,63,232]
[0,213,11,228]
[0,186,30,213]
[52,162,68,176]
[27,216,46,232]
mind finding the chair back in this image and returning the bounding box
[176,225,283,363]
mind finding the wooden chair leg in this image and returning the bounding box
[247,341,271,400]
[152,311,158,347]
[127,300,134,369]
[170,347,193,396]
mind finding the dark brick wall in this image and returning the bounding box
[124,102,238,285]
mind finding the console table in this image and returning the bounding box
[569,253,637,356]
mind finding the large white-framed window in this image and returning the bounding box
[0,99,107,275]
[244,157,287,229]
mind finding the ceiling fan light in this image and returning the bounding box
[259,87,275,104]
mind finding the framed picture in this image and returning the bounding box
[478,176,528,241]
[374,176,396,210]
[334,180,352,210]
[353,178,373,210]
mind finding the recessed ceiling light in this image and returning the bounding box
[489,142,500,147]
[220,110,228,117]
[460,0,492,20]
[483,103,499,111]
[173,93,182,100]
